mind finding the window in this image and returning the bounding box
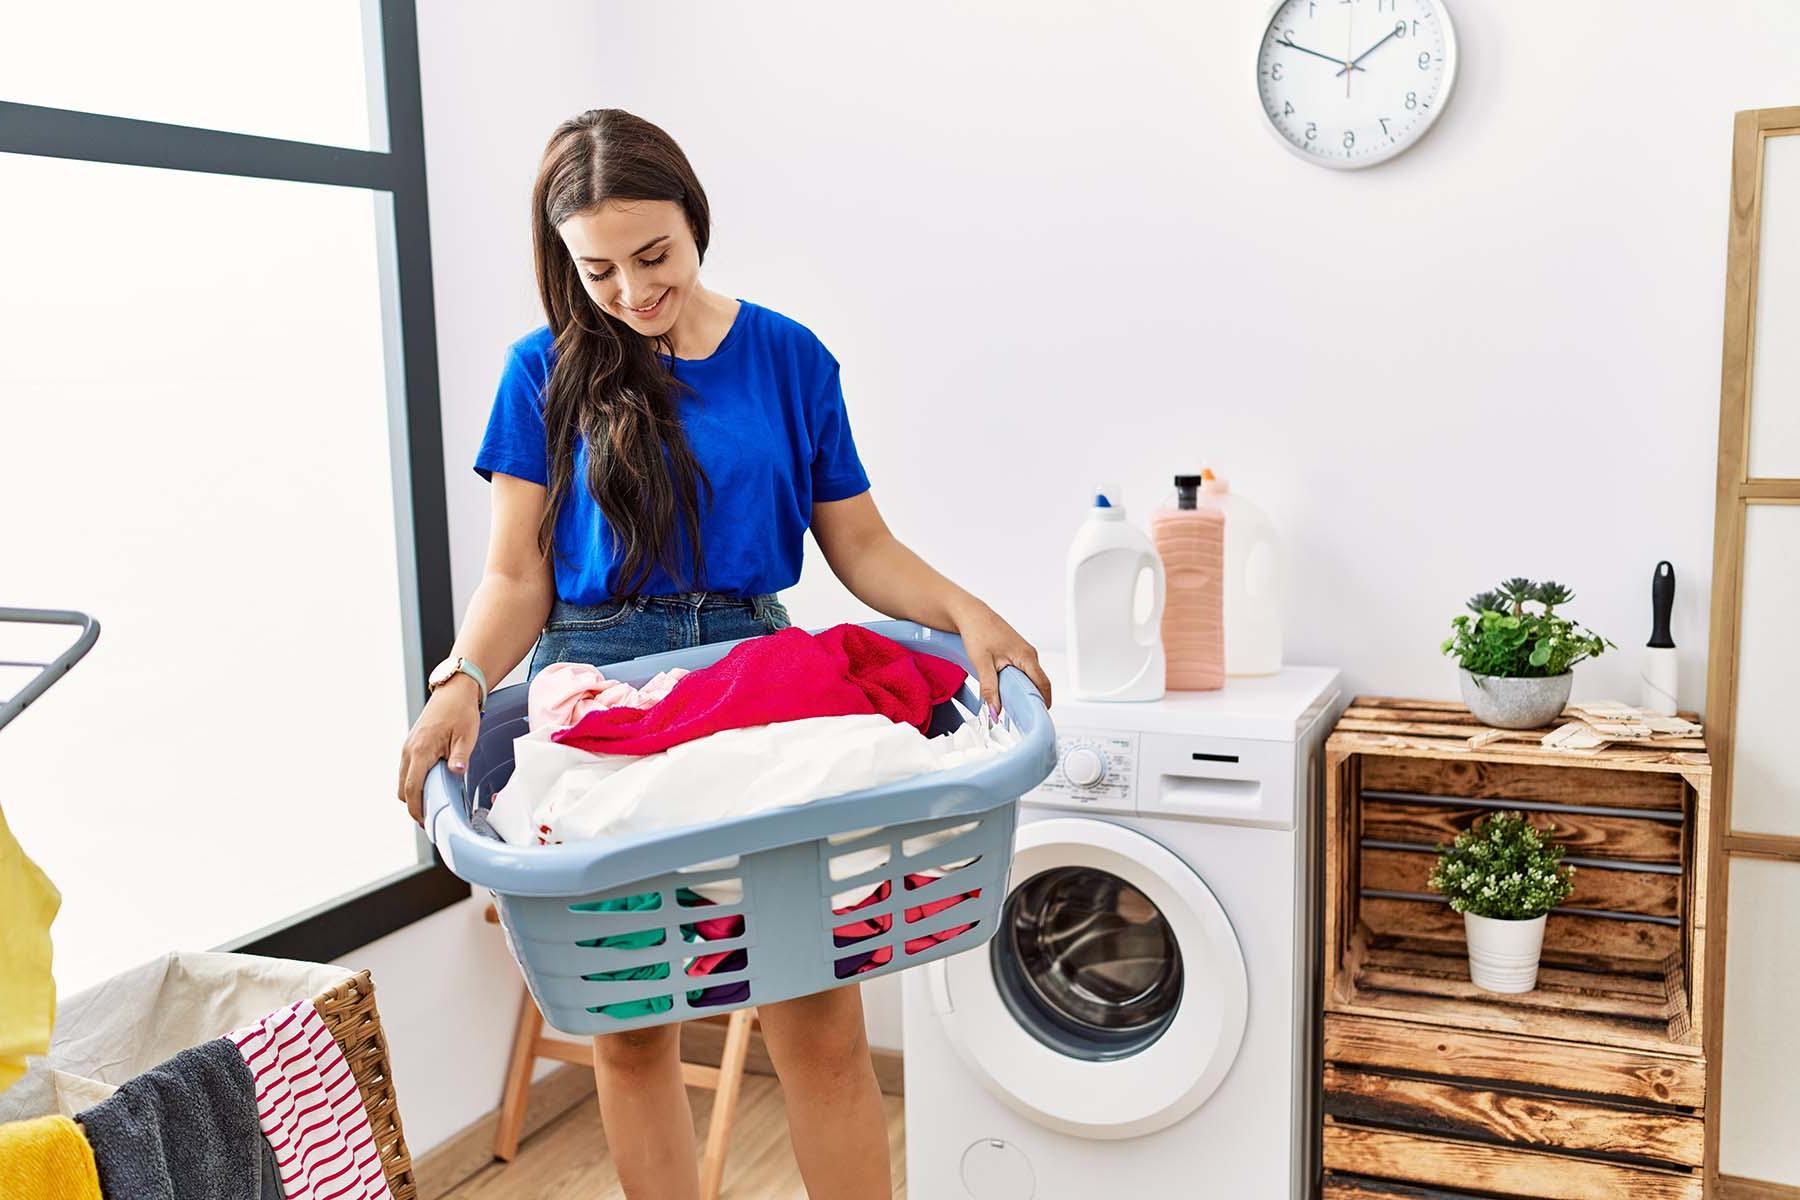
[0,0,464,997]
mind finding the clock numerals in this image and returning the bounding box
[1261,0,1457,168]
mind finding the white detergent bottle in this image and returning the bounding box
[1066,485,1166,701]
[1195,468,1283,676]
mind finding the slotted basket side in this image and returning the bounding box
[312,968,417,1200]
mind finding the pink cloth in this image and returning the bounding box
[550,624,968,757]
[527,661,688,732]
[228,1000,394,1200]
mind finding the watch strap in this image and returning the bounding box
[432,655,488,713]
[456,657,489,713]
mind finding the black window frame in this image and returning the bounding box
[0,0,470,962]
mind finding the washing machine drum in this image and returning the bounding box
[994,865,1185,1060]
[928,817,1248,1140]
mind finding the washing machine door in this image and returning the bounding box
[925,816,1248,1140]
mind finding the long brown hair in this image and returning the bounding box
[530,109,713,597]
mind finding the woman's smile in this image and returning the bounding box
[619,289,670,321]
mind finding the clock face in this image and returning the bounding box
[1257,0,1457,169]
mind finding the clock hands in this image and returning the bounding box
[1335,27,1401,76]
[1277,35,1363,73]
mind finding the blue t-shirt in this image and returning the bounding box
[474,300,870,602]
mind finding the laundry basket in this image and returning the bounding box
[424,620,1055,1036]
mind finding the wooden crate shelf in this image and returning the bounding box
[1320,696,1713,1200]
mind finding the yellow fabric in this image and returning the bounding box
[0,1115,101,1200]
[0,803,60,1095]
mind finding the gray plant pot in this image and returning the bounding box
[1458,669,1573,729]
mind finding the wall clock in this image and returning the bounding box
[1257,0,1458,168]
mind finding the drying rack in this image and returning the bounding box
[0,607,100,733]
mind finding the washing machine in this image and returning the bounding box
[903,662,1343,1200]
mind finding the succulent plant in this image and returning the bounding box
[1466,590,1504,615]
[1443,577,1612,678]
[1533,581,1575,613]
[1497,576,1538,614]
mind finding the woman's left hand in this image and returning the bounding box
[951,601,1052,718]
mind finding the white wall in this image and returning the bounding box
[374,0,1800,1158]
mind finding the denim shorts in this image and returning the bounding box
[526,591,792,682]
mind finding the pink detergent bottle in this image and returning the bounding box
[1150,473,1226,691]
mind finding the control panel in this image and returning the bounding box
[1026,728,1138,813]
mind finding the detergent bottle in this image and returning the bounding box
[1066,485,1166,702]
[1196,469,1283,676]
[1150,474,1226,690]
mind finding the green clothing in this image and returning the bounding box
[572,888,712,1020]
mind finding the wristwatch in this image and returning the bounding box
[428,654,489,713]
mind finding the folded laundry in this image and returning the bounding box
[550,623,968,756]
[528,661,688,732]
[75,1036,284,1200]
[0,1114,102,1200]
[228,1000,393,1200]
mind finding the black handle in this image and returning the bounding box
[1649,561,1675,649]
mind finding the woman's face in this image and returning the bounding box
[557,198,699,338]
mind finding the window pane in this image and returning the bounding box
[1749,132,1800,477]
[1,1,382,151]
[1729,503,1800,837]
[1,153,420,997]
[1719,857,1800,1185]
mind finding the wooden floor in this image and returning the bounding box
[443,1074,908,1199]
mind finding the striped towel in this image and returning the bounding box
[229,1000,395,1200]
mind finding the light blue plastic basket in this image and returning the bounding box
[425,620,1055,1036]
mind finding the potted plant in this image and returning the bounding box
[1441,577,1612,729]
[1427,811,1575,993]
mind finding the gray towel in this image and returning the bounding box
[76,1035,285,1200]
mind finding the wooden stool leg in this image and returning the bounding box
[698,1008,757,1200]
[492,984,545,1161]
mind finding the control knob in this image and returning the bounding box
[1062,745,1106,789]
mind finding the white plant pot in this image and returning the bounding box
[1463,911,1548,993]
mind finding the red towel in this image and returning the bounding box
[549,623,969,757]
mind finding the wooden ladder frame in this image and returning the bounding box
[1703,104,1800,1200]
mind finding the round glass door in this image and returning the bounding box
[992,865,1183,1060]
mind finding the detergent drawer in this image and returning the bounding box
[1135,731,1297,829]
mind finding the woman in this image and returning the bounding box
[395,109,1050,1199]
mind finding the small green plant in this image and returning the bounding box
[1441,577,1612,678]
[1427,811,1575,920]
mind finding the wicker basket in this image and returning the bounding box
[311,969,417,1200]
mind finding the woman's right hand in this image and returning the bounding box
[398,676,484,827]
